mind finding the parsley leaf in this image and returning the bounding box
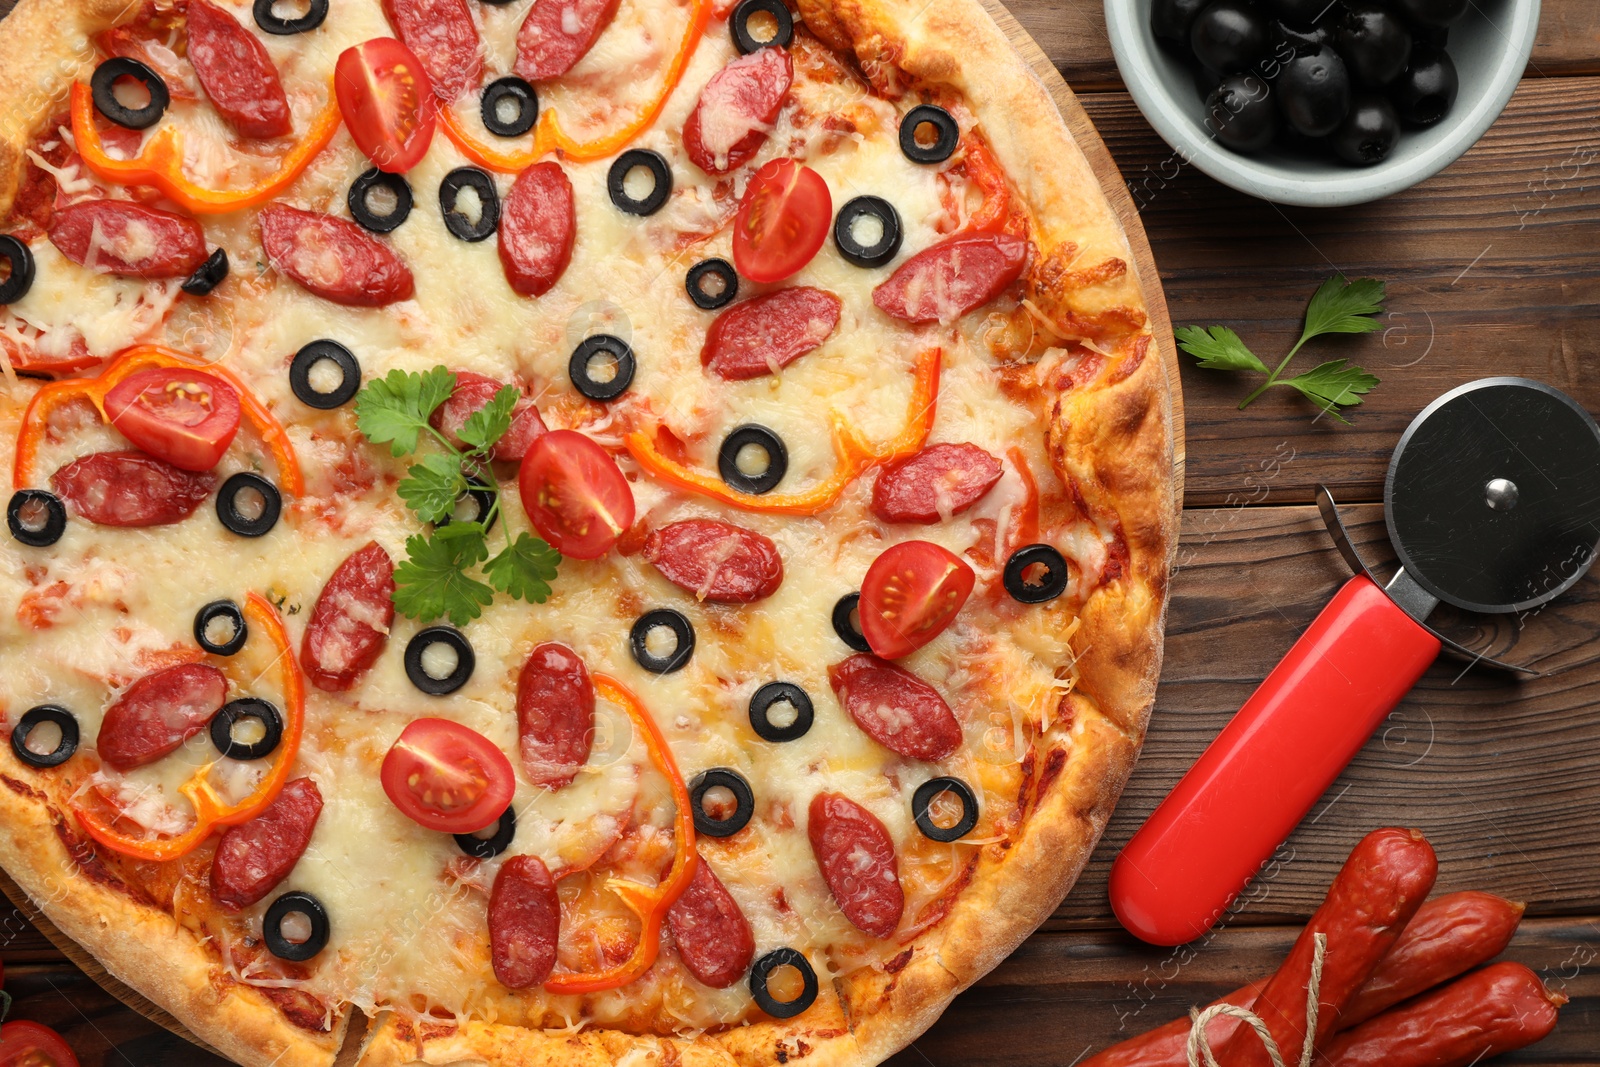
[457,385,518,453]
[1299,275,1386,342]
[392,529,496,626]
[398,452,466,525]
[1174,325,1268,373]
[484,532,562,603]
[1282,360,1380,423]
[355,367,457,457]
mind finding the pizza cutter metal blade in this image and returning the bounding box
[1110,377,1600,947]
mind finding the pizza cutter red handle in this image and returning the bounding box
[1109,575,1441,946]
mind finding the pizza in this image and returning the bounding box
[0,0,1175,1064]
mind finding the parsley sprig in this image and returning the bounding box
[355,367,560,626]
[1176,274,1385,423]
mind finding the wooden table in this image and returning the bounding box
[6,2,1600,1064]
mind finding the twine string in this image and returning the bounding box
[1185,933,1327,1067]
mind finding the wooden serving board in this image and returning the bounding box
[0,2,1180,1062]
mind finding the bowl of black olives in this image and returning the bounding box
[1106,0,1539,206]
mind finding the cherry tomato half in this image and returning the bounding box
[334,38,437,173]
[0,1021,81,1067]
[733,158,831,284]
[859,540,975,659]
[380,717,515,834]
[103,367,242,472]
[518,430,635,560]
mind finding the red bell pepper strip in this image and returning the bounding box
[542,674,697,994]
[75,593,306,861]
[13,345,303,495]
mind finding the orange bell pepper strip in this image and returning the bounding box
[13,345,303,495]
[75,593,306,862]
[624,348,942,517]
[439,0,713,170]
[543,674,697,995]
[70,81,341,215]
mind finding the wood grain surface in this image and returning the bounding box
[5,0,1600,1065]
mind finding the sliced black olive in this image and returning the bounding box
[686,258,738,310]
[830,592,871,653]
[569,334,636,401]
[607,150,672,216]
[0,235,38,304]
[11,705,78,769]
[209,698,284,761]
[912,777,979,842]
[833,196,903,268]
[264,892,330,961]
[405,626,476,695]
[729,0,794,54]
[455,806,516,858]
[347,168,413,233]
[194,599,249,656]
[435,481,498,535]
[749,948,817,1018]
[217,473,282,538]
[290,340,361,409]
[1003,543,1069,604]
[481,77,538,137]
[898,105,959,164]
[181,248,230,296]
[630,609,695,674]
[748,682,814,743]
[439,167,501,242]
[718,425,787,495]
[690,768,755,838]
[8,490,66,548]
[91,58,170,130]
[253,0,329,35]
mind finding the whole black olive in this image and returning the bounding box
[1393,0,1468,28]
[1190,0,1271,75]
[1390,46,1458,127]
[1331,94,1401,165]
[1333,1,1412,85]
[1206,74,1279,153]
[1276,44,1351,137]
[1151,0,1211,48]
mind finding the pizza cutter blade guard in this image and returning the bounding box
[1110,377,1600,947]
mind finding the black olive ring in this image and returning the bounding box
[182,248,230,296]
[569,334,636,401]
[209,698,284,761]
[290,340,361,410]
[830,592,871,652]
[0,235,38,304]
[217,473,282,538]
[455,806,516,859]
[729,0,794,54]
[91,58,170,130]
[404,626,476,696]
[689,768,755,838]
[630,609,695,674]
[833,196,903,268]
[749,948,818,1018]
[8,490,66,548]
[1002,543,1069,604]
[686,258,738,310]
[194,599,249,656]
[436,481,498,535]
[254,0,329,34]
[607,150,673,216]
[899,104,960,164]
[480,76,538,138]
[718,425,788,495]
[439,167,501,242]
[10,705,79,769]
[912,776,979,842]
[348,168,413,233]
[264,892,330,961]
[748,682,814,743]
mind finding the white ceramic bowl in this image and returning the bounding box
[1104,0,1541,206]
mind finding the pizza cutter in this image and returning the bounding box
[1110,377,1600,946]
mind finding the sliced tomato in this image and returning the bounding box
[859,540,975,659]
[380,718,515,834]
[102,367,242,472]
[0,1021,81,1067]
[732,158,831,284]
[518,429,636,560]
[334,37,437,173]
